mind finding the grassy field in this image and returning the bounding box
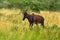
[0,9,60,40]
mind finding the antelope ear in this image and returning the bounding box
[32,13,34,15]
[24,11,27,14]
[22,11,25,15]
[22,10,26,14]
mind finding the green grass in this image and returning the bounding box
[0,9,60,40]
[0,26,60,40]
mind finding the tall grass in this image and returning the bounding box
[0,9,60,40]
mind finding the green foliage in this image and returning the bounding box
[0,0,60,11]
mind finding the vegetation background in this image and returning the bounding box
[0,0,60,11]
[0,0,60,40]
